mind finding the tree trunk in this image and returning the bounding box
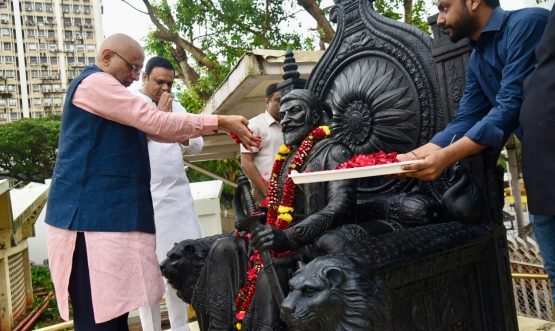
[404,0,413,24]
[297,0,335,43]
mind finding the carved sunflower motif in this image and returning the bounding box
[327,57,418,154]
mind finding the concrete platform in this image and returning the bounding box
[129,317,552,331]
[518,316,555,331]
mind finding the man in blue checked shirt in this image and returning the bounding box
[399,0,549,179]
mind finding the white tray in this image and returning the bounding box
[289,160,422,184]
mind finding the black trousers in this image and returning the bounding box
[69,232,129,331]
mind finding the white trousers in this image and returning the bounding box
[139,279,190,331]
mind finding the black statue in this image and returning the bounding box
[163,89,356,331]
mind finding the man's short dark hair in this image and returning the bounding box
[144,56,174,75]
[266,83,280,99]
[484,0,500,8]
[465,0,499,8]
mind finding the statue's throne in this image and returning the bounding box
[281,0,517,329]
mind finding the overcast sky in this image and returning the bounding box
[102,0,554,44]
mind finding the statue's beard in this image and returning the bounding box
[284,128,312,146]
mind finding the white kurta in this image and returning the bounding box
[138,94,203,260]
[137,92,203,331]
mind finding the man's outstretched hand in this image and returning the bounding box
[218,115,261,151]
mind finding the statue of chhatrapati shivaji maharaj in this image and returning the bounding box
[162,0,518,329]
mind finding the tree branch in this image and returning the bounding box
[296,0,335,43]
[141,0,218,70]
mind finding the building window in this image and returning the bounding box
[0,14,9,24]
[38,29,45,37]
[62,4,69,13]
[73,5,81,13]
[28,43,37,51]
[53,84,60,92]
[86,44,95,52]
[27,29,36,37]
[4,56,13,64]
[87,57,95,64]
[40,56,48,64]
[32,84,40,92]
[9,99,17,106]
[64,31,72,40]
[35,2,43,11]
[5,70,15,78]
[45,3,53,12]
[24,2,33,11]
[84,5,91,14]
[33,98,42,106]
[3,42,11,51]
[47,30,55,38]
[36,16,43,23]
[85,31,94,39]
[76,45,85,52]
[2,28,11,36]
[29,56,38,65]
[48,43,56,52]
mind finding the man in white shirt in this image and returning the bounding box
[240,83,283,204]
[137,56,201,331]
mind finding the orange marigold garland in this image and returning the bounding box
[234,125,330,330]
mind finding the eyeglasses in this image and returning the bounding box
[112,51,142,75]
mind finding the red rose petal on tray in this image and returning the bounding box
[336,151,399,169]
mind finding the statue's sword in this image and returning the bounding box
[236,174,285,306]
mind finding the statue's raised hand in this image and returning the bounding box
[251,224,292,252]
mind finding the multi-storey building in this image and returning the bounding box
[0,0,102,123]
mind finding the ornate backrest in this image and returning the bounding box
[303,0,444,195]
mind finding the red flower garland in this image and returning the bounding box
[234,126,330,330]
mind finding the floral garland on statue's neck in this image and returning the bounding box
[233,125,331,330]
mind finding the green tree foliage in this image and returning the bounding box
[374,0,430,31]
[0,117,61,183]
[140,0,314,113]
